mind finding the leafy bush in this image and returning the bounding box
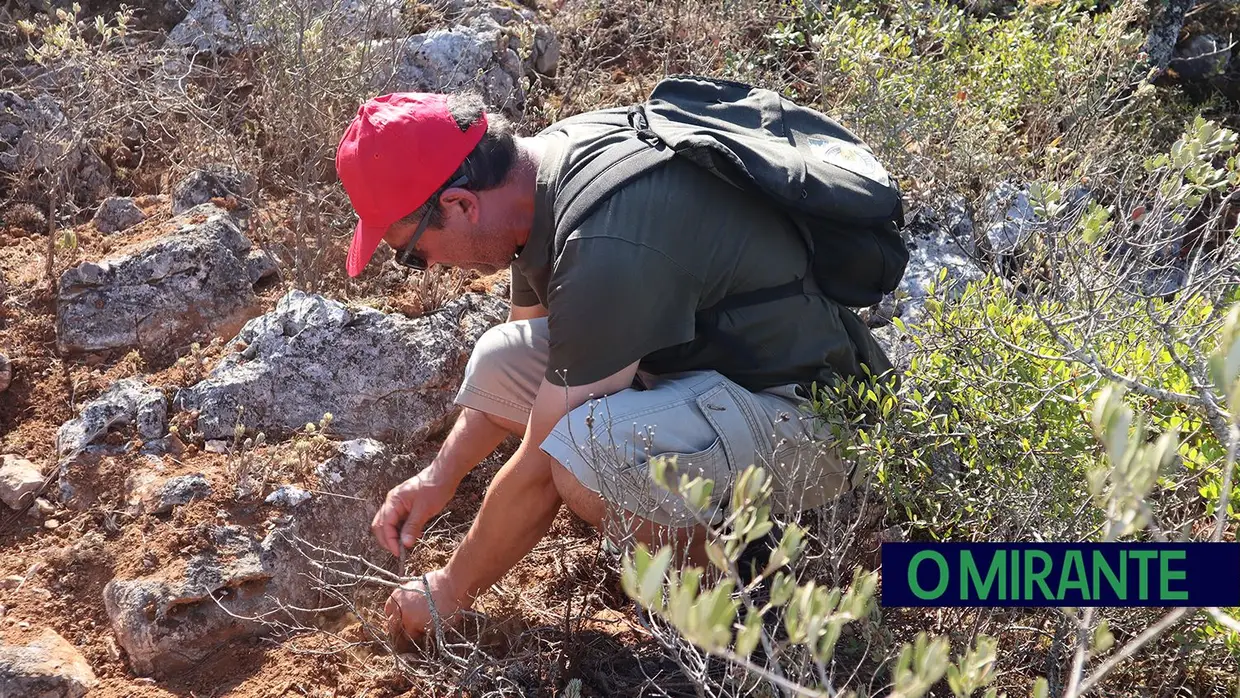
[614,108,1240,695]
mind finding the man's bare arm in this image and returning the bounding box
[440,360,638,603]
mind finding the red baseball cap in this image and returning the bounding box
[336,92,488,277]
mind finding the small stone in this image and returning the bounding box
[0,456,45,510]
[0,627,98,696]
[0,352,10,393]
[264,485,311,508]
[92,196,147,234]
[135,473,212,516]
[204,440,229,454]
[43,519,59,530]
[1,575,24,589]
[171,165,257,215]
[34,498,55,516]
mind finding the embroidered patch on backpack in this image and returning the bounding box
[807,135,889,186]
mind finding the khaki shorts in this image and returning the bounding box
[455,318,855,529]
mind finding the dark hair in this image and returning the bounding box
[398,92,517,228]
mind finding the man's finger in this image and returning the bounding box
[399,509,424,549]
[385,595,407,650]
[371,505,402,557]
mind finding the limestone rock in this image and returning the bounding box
[166,0,266,53]
[981,181,1038,273]
[864,201,986,328]
[0,90,69,173]
[897,204,986,323]
[315,437,385,486]
[56,203,275,357]
[0,90,110,203]
[92,196,147,234]
[129,473,213,516]
[175,289,507,442]
[167,0,404,54]
[103,525,271,678]
[264,484,310,508]
[260,438,417,605]
[55,379,167,456]
[103,442,420,677]
[530,23,560,76]
[171,164,258,215]
[449,0,559,77]
[980,182,1089,277]
[0,628,97,698]
[366,14,527,116]
[0,455,45,510]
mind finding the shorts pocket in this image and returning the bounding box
[616,436,732,526]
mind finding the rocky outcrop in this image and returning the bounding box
[979,181,1090,277]
[126,472,213,516]
[167,0,404,54]
[104,439,418,678]
[366,14,527,116]
[450,0,560,76]
[55,203,276,357]
[175,289,507,442]
[865,199,986,328]
[0,90,109,203]
[164,0,557,115]
[103,525,273,677]
[0,90,70,174]
[0,628,97,698]
[92,196,147,234]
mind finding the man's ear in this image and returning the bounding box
[440,188,480,225]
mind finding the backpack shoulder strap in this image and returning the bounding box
[554,127,676,240]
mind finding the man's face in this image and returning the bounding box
[383,192,511,275]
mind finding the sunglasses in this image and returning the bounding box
[393,174,470,272]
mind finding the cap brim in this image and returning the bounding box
[346,218,388,278]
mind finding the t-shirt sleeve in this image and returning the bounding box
[544,236,699,387]
[509,262,541,308]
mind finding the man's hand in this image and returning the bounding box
[371,470,458,558]
[384,568,469,648]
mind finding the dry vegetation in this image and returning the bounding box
[2,0,1240,696]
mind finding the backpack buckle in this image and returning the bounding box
[627,105,661,146]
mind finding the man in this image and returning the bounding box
[335,89,892,644]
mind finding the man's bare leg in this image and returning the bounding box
[548,458,708,567]
[371,406,527,556]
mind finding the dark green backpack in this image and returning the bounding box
[545,75,909,310]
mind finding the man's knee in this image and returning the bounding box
[457,320,547,425]
[463,322,534,389]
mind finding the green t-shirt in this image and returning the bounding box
[511,122,890,392]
